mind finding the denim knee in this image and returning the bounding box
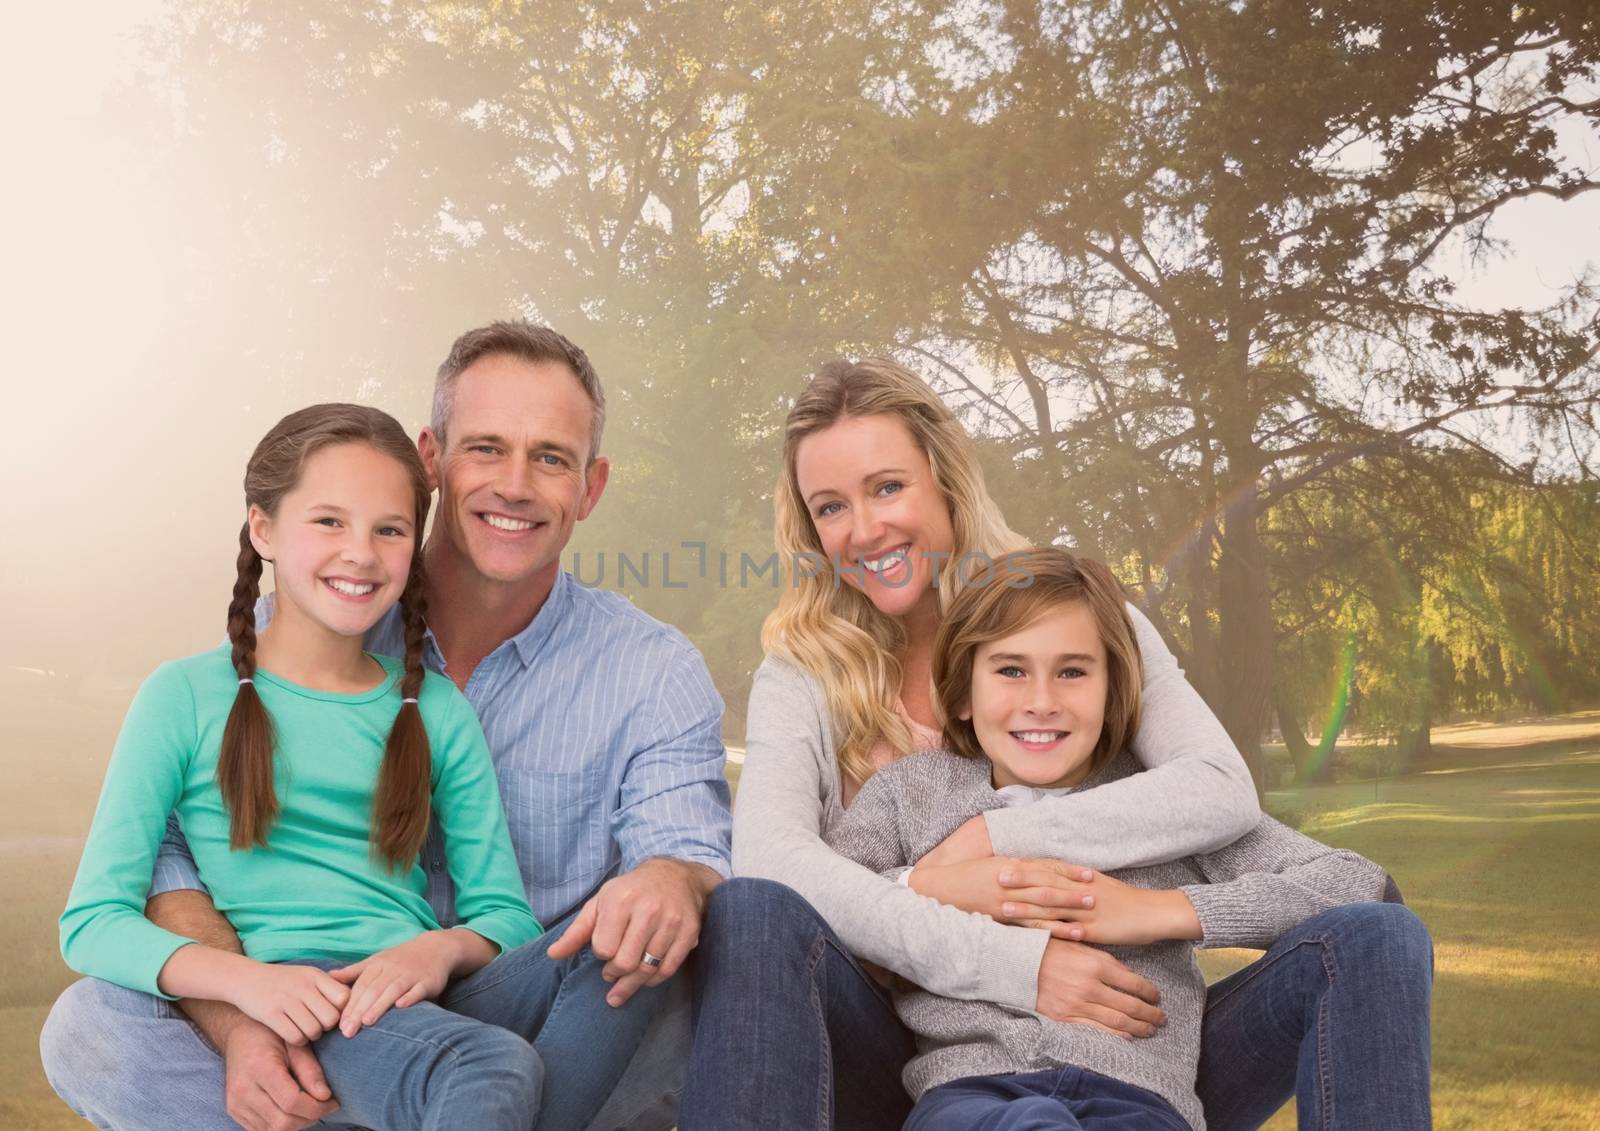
[42,976,197,1121]
[465,1025,544,1109]
[702,877,820,951]
[38,980,88,1097]
[1320,901,1434,981]
[40,978,134,1099]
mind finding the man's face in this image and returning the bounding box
[419,352,608,588]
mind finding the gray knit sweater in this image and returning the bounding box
[825,749,1389,1129]
[733,604,1264,1015]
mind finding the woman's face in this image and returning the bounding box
[793,413,956,621]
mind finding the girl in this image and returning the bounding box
[681,357,1432,1131]
[59,404,545,1131]
[825,548,1429,1130]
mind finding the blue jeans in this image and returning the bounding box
[905,1066,1189,1131]
[41,915,672,1131]
[681,879,1433,1131]
[679,879,917,1130]
[1195,900,1434,1130]
[294,956,540,1131]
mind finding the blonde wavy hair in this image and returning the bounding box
[761,357,1030,785]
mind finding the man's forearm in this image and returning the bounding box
[146,889,253,1049]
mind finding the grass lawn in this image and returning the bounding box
[5,689,1597,1129]
[1203,714,1600,1129]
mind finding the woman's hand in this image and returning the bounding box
[230,963,351,1046]
[909,856,1098,923]
[328,930,468,1038]
[908,857,1028,918]
[1036,939,1165,1038]
[999,865,1202,945]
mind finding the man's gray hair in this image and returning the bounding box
[432,321,606,462]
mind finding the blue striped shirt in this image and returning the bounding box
[151,570,732,927]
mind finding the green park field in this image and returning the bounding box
[4,676,1596,1129]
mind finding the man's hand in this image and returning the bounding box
[915,813,994,869]
[999,865,1202,945]
[221,1018,339,1131]
[1035,939,1166,1038]
[546,857,720,1007]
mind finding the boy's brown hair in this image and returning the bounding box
[932,548,1144,777]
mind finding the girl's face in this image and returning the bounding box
[248,442,418,644]
[963,600,1109,790]
[793,413,956,622]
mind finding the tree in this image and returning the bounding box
[750,0,1600,784]
[123,1,1600,761]
[122,0,933,721]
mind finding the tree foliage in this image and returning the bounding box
[124,0,1600,759]
[758,0,1600,780]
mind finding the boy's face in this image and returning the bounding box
[963,601,1108,791]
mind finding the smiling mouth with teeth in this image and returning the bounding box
[862,545,912,573]
[325,578,377,597]
[481,513,539,532]
[1012,730,1069,744]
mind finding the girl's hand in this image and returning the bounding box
[328,931,463,1038]
[1000,865,1202,945]
[231,963,351,1047]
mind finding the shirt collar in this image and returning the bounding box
[994,781,1079,808]
[507,568,574,667]
[364,570,574,673]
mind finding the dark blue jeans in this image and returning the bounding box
[906,1066,1189,1130]
[680,878,1433,1131]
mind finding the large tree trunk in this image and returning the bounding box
[1394,640,1436,767]
[1274,691,1315,783]
[1215,489,1272,796]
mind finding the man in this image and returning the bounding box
[41,321,732,1131]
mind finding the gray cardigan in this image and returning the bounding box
[732,603,1262,1012]
[827,749,1389,1128]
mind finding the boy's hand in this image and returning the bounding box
[1000,866,1202,944]
[329,931,461,1037]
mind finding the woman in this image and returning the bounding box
[680,359,1432,1130]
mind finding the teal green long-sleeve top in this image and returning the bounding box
[60,645,542,998]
